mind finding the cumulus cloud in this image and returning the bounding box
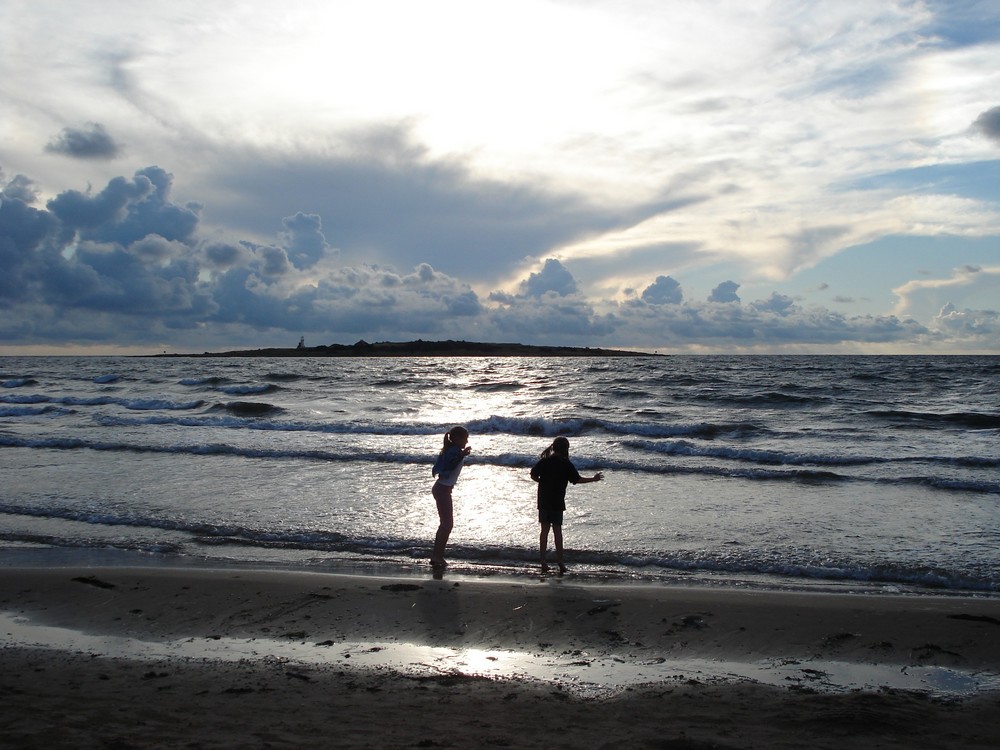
[934,303,1000,336]
[0,164,994,352]
[255,245,292,278]
[202,241,249,270]
[2,173,41,204]
[750,293,796,316]
[128,234,189,264]
[45,123,121,160]
[521,258,578,297]
[279,212,335,270]
[708,280,741,303]
[641,275,683,305]
[973,106,1000,145]
[615,294,928,348]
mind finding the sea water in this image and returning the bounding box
[0,354,997,595]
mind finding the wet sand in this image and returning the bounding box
[2,566,999,749]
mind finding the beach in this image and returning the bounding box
[2,565,999,749]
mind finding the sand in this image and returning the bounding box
[1,565,999,749]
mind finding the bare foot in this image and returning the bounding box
[558,564,567,575]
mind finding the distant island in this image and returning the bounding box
[156,339,656,358]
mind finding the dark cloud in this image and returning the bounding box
[280,212,335,270]
[974,106,1000,144]
[85,167,199,246]
[45,123,121,160]
[199,126,680,286]
[128,235,187,264]
[708,280,740,303]
[615,294,929,347]
[2,173,41,204]
[641,275,683,304]
[47,173,153,231]
[521,258,578,296]
[255,245,292,278]
[202,241,248,270]
[750,293,796,315]
[493,292,617,341]
[0,163,979,352]
[0,194,61,300]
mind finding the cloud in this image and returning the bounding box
[202,241,249,270]
[934,303,1000,337]
[973,106,1000,145]
[45,123,121,160]
[614,295,929,348]
[520,258,578,297]
[252,245,292,278]
[1,173,41,205]
[640,275,683,305]
[708,280,740,303]
[0,163,995,353]
[892,264,1000,320]
[279,212,335,270]
[193,125,675,289]
[750,293,796,316]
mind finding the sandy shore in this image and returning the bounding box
[2,566,999,749]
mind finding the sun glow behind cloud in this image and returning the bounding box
[1,0,999,353]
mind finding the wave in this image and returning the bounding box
[0,405,76,417]
[0,394,52,405]
[867,410,1000,430]
[467,415,767,440]
[2,378,38,388]
[265,372,306,382]
[85,412,768,440]
[0,393,205,411]
[0,530,181,555]
[472,382,524,393]
[3,433,996,492]
[179,376,229,386]
[93,374,121,384]
[690,390,828,407]
[0,503,994,593]
[621,438,1000,470]
[205,401,286,417]
[215,383,280,396]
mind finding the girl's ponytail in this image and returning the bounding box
[440,425,469,456]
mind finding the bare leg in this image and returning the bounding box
[553,524,566,574]
[431,484,454,567]
[539,522,551,573]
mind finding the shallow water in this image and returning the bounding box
[1,354,998,594]
[3,610,997,699]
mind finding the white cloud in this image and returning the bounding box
[892,264,1000,320]
[934,303,1000,339]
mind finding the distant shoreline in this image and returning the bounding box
[152,339,658,358]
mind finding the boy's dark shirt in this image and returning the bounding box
[530,455,582,511]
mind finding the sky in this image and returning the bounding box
[1,0,999,355]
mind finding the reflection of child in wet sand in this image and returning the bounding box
[530,437,603,574]
[430,426,471,568]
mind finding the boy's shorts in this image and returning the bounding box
[538,507,563,525]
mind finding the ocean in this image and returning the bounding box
[1,354,997,595]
